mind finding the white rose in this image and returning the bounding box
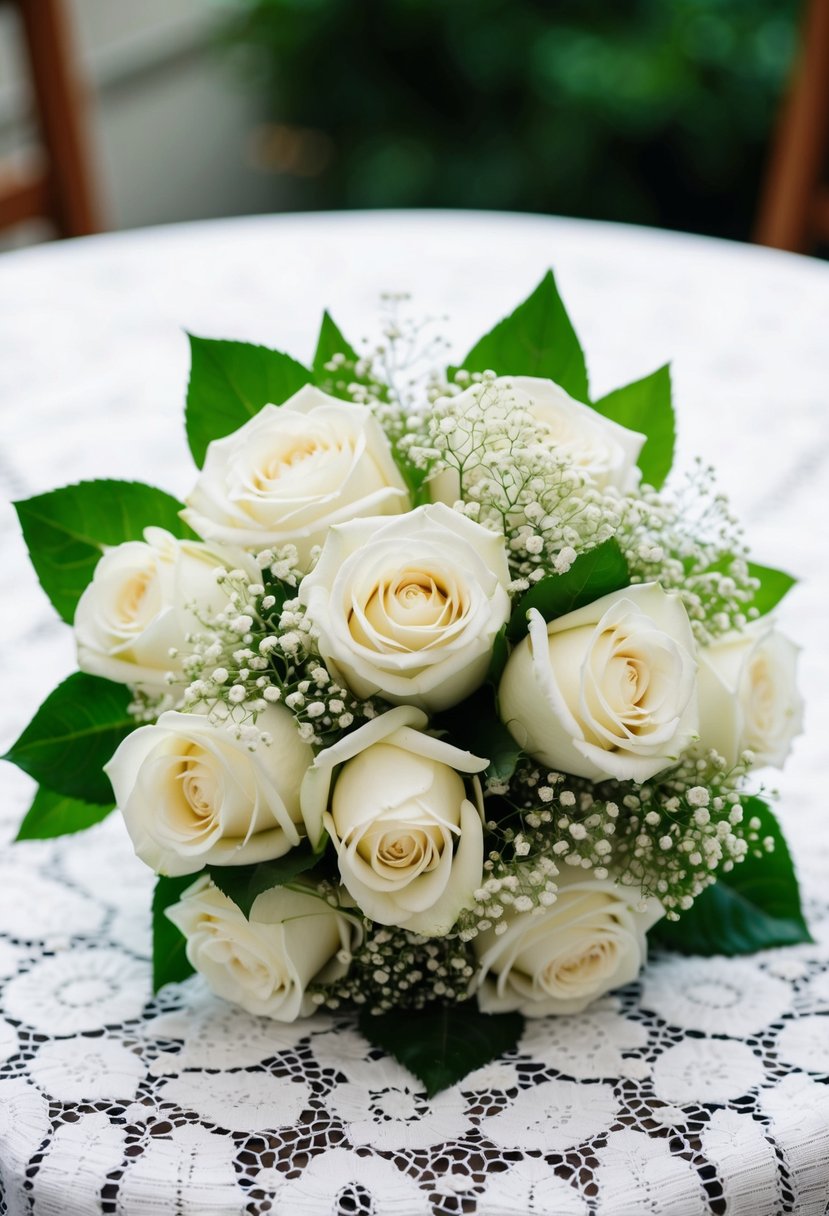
[697,620,803,768]
[298,503,511,713]
[181,384,410,565]
[300,706,487,936]
[499,583,699,783]
[74,527,237,694]
[430,375,645,504]
[104,707,313,876]
[475,868,663,1016]
[166,876,360,1021]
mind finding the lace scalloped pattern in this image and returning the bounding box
[0,804,827,1216]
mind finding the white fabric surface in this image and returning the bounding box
[0,210,828,1215]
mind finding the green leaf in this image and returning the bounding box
[748,561,796,616]
[458,270,589,402]
[312,310,359,376]
[312,311,364,402]
[652,796,812,956]
[508,538,630,641]
[476,717,524,785]
[2,673,134,804]
[153,875,196,992]
[359,1002,524,1097]
[15,786,114,841]
[592,364,675,490]
[435,687,522,785]
[186,334,311,467]
[207,848,318,919]
[14,480,194,624]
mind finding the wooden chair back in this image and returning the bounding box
[755,0,829,253]
[0,0,101,237]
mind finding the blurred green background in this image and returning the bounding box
[225,0,799,241]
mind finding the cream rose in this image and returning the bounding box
[181,384,409,565]
[697,620,803,768]
[74,527,238,694]
[104,707,313,876]
[298,504,511,712]
[430,375,645,504]
[300,706,487,935]
[475,868,663,1016]
[499,583,698,782]
[166,876,360,1020]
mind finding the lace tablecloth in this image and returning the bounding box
[1,211,828,1215]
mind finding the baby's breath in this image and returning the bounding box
[408,375,621,584]
[310,910,477,1013]
[618,460,758,643]
[179,548,385,749]
[127,688,178,723]
[482,751,763,919]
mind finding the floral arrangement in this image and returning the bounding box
[4,273,809,1092]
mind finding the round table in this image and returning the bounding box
[1,211,828,1216]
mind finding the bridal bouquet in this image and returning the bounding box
[5,273,808,1092]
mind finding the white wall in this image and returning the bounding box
[0,0,281,244]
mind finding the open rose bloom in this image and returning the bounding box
[7,276,806,1085]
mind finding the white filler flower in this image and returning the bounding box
[74,527,237,694]
[475,868,663,1016]
[429,375,645,502]
[507,376,645,491]
[697,619,803,767]
[499,583,699,783]
[105,707,313,876]
[298,503,511,713]
[182,384,409,565]
[301,706,488,936]
[166,877,360,1021]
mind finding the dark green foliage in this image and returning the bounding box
[223,0,797,240]
[152,876,198,991]
[593,365,674,489]
[186,335,310,466]
[359,1001,524,1096]
[459,270,589,402]
[508,539,630,640]
[208,849,319,918]
[3,674,134,804]
[15,787,114,841]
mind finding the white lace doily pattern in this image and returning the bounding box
[1,212,828,1214]
[0,814,827,1216]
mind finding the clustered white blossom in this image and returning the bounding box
[403,373,622,585]
[309,906,478,1014]
[175,549,385,750]
[618,460,760,644]
[477,753,763,922]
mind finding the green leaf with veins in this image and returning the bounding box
[508,538,630,641]
[186,334,311,467]
[359,1001,524,1096]
[457,270,589,402]
[592,364,675,490]
[15,786,114,841]
[207,848,319,919]
[14,479,194,624]
[3,673,134,804]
